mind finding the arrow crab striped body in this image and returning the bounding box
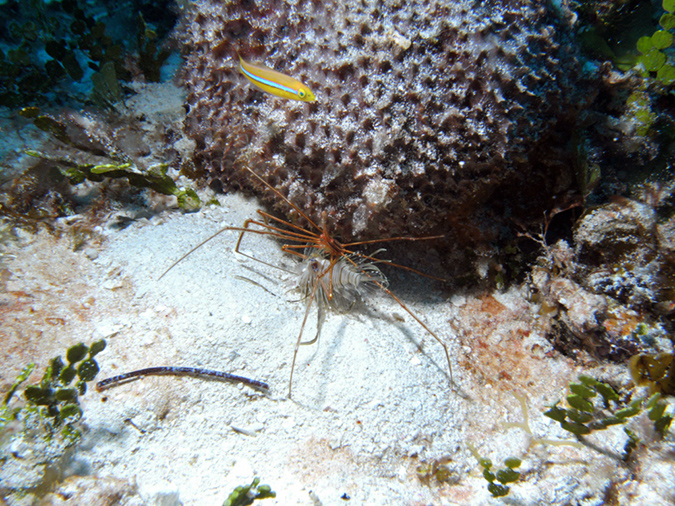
[288,250,389,384]
[294,250,388,316]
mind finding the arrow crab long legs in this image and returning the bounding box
[160,167,454,398]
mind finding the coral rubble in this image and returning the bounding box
[527,185,675,361]
[180,0,599,252]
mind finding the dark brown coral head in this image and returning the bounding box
[181,0,597,247]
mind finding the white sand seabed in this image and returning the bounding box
[80,192,468,505]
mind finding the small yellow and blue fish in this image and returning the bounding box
[238,55,316,102]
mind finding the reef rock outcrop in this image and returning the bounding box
[179,0,598,252]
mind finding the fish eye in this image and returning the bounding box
[298,89,306,98]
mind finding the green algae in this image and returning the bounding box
[222,477,276,506]
[544,375,673,439]
[467,443,522,498]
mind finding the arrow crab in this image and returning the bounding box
[161,168,453,398]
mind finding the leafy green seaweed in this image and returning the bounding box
[222,477,276,506]
[544,375,673,439]
[14,340,106,442]
[467,444,521,498]
[634,1,675,86]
